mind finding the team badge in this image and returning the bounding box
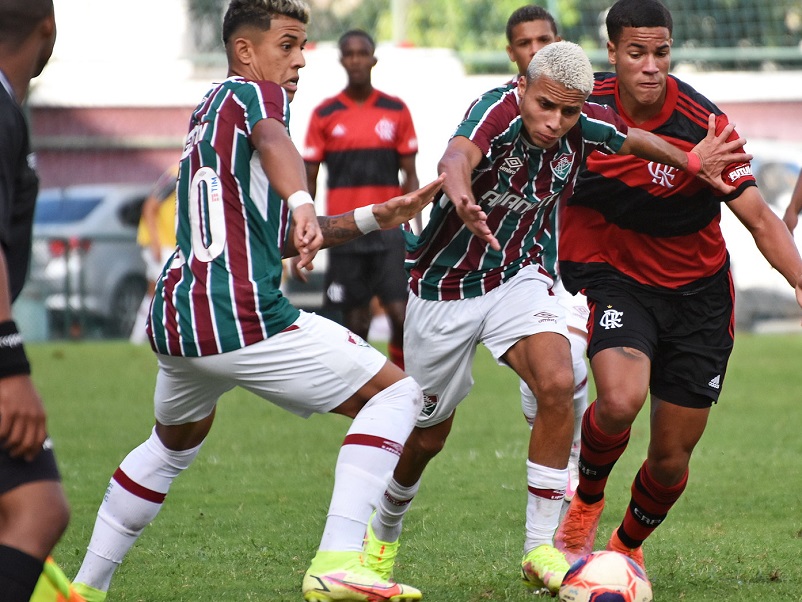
[648,162,677,188]
[599,305,623,330]
[421,392,439,417]
[550,152,574,180]
[375,118,396,142]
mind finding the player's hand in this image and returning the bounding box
[288,255,310,283]
[691,113,753,194]
[373,174,446,229]
[454,194,500,251]
[0,374,48,461]
[291,204,323,271]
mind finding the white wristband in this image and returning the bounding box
[354,204,380,233]
[287,190,314,212]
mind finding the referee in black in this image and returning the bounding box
[0,1,71,599]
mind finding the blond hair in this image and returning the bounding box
[526,40,593,96]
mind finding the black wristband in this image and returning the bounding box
[0,320,31,378]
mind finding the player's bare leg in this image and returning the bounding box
[73,412,215,601]
[505,332,573,593]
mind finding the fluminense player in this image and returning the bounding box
[363,40,749,596]
[503,4,589,512]
[70,1,443,601]
[555,0,802,572]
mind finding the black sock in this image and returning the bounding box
[0,544,44,602]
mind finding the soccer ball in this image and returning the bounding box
[559,551,653,602]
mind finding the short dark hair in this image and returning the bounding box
[505,5,558,43]
[222,0,310,45]
[606,0,672,44]
[0,0,53,46]
[338,29,375,54]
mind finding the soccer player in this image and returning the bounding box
[555,0,802,571]
[299,29,419,369]
[503,4,589,511]
[0,1,73,601]
[364,40,749,595]
[70,2,443,601]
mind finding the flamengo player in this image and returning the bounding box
[301,29,419,369]
[555,0,802,570]
[71,1,442,601]
[362,41,749,596]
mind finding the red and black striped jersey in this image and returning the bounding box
[302,89,417,216]
[559,73,756,295]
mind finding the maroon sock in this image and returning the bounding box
[618,461,688,548]
[576,400,631,504]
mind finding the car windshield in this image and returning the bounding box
[34,196,102,224]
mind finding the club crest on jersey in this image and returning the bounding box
[421,392,439,417]
[648,162,678,188]
[550,153,574,180]
[599,305,623,330]
[345,330,370,347]
[375,117,397,142]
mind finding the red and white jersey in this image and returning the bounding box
[560,73,756,295]
[302,89,418,216]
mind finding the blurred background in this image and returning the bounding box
[18,0,802,341]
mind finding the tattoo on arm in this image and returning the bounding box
[318,214,359,248]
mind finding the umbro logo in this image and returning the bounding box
[708,374,721,389]
[533,311,558,323]
[499,156,524,175]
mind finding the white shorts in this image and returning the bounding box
[153,311,388,424]
[553,279,589,335]
[404,265,568,427]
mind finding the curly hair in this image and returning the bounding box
[222,0,310,45]
[0,0,53,46]
[526,40,593,97]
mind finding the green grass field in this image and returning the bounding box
[28,333,802,601]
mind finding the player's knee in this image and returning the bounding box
[533,368,574,412]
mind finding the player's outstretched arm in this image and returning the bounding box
[439,136,500,251]
[619,113,751,194]
[727,187,802,323]
[284,175,445,272]
[782,169,802,232]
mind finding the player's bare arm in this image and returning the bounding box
[439,136,500,251]
[0,253,47,461]
[284,175,445,275]
[782,170,802,232]
[727,186,802,315]
[620,114,751,194]
[252,117,323,268]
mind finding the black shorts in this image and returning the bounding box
[324,230,408,310]
[585,271,735,408]
[0,438,61,495]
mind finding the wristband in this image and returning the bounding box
[354,204,380,234]
[685,151,701,176]
[287,190,314,212]
[0,320,30,378]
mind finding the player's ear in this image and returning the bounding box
[607,40,616,65]
[232,36,254,65]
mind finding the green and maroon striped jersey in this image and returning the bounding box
[405,84,628,301]
[148,77,300,357]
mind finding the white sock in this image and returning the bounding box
[525,461,568,554]
[372,478,420,543]
[75,428,203,590]
[318,377,422,553]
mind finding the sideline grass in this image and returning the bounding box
[28,333,802,601]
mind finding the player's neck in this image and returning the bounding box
[344,83,374,104]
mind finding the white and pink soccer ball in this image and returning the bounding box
[559,550,653,602]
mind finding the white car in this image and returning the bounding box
[720,139,802,331]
